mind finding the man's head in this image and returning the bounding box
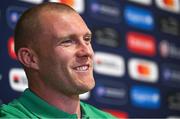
[14,2,95,95]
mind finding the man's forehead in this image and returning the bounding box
[39,8,74,18]
[36,9,90,36]
[39,10,77,28]
[37,11,67,32]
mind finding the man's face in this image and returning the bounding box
[35,11,95,95]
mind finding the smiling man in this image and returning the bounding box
[0,2,116,119]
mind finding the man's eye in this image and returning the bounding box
[84,37,92,44]
[61,39,76,46]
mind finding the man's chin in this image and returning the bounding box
[78,83,95,94]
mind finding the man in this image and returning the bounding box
[0,2,116,119]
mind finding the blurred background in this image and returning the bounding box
[0,0,180,118]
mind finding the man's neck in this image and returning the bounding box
[30,87,81,119]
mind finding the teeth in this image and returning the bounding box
[76,66,88,71]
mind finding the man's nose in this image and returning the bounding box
[76,40,93,59]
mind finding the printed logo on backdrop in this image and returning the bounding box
[161,64,180,88]
[130,85,160,109]
[88,0,121,23]
[155,0,180,13]
[160,40,180,60]
[79,92,90,100]
[8,37,17,60]
[128,58,158,83]
[127,32,156,57]
[19,0,43,4]
[6,6,26,29]
[93,27,120,48]
[124,5,154,31]
[158,16,180,36]
[94,52,125,77]
[128,0,152,5]
[49,0,85,14]
[9,68,28,92]
[167,92,180,111]
[94,80,128,106]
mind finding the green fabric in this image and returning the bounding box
[0,89,116,118]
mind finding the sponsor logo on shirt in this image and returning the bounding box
[155,0,180,13]
[127,32,156,56]
[130,85,160,109]
[128,0,152,5]
[128,58,158,83]
[88,0,121,23]
[49,0,85,13]
[19,0,43,4]
[124,5,154,30]
[159,40,180,60]
[94,80,128,106]
[94,52,125,77]
[93,27,120,48]
[8,37,17,60]
[161,64,180,88]
[6,6,26,29]
[158,16,179,36]
[103,109,128,119]
[167,92,180,111]
[9,68,28,92]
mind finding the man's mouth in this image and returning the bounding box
[73,65,90,72]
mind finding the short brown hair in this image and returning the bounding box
[14,2,76,54]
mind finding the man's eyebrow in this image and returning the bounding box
[84,32,92,37]
[58,32,91,38]
[56,34,74,40]
[55,32,92,42]
[54,35,71,45]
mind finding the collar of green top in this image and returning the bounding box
[18,89,88,118]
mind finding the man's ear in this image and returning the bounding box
[17,48,39,70]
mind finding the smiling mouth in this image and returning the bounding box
[73,65,90,72]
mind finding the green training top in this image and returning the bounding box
[0,89,117,118]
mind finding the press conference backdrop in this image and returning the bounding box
[1,0,180,118]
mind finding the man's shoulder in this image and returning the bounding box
[0,99,33,118]
[80,101,117,119]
